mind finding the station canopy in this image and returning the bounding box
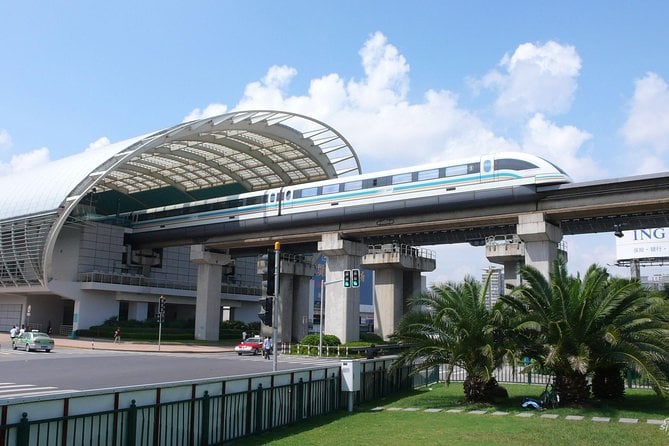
[0,110,361,287]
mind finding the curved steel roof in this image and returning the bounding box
[0,110,361,287]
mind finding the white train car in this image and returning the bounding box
[127,152,571,236]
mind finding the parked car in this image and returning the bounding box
[234,336,263,355]
[12,330,54,352]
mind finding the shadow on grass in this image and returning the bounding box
[228,410,352,445]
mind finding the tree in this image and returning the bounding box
[503,259,669,404]
[390,275,513,402]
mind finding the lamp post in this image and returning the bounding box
[272,242,280,372]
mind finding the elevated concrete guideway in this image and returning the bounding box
[129,171,669,254]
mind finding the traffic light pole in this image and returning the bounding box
[272,242,280,372]
[158,295,165,351]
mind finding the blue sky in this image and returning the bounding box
[2,1,668,283]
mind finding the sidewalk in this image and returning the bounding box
[0,332,235,354]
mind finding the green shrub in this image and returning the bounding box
[299,333,341,346]
[221,320,246,330]
[359,332,384,343]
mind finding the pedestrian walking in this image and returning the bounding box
[113,327,121,343]
[242,330,247,341]
[263,336,272,359]
[9,325,17,339]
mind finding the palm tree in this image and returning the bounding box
[503,259,669,404]
[390,275,513,402]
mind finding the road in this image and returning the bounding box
[0,337,339,400]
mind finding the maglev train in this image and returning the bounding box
[126,152,571,236]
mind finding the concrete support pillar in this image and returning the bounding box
[318,233,367,344]
[275,271,294,343]
[363,244,436,340]
[517,213,563,278]
[191,245,231,341]
[257,256,316,343]
[293,274,312,342]
[373,269,403,340]
[501,260,522,289]
[404,270,422,315]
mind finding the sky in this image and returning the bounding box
[1,1,669,285]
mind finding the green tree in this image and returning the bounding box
[503,259,669,404]
[390,275,513,402]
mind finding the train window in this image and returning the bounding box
[494,159,538,171]
[245,196,261,206]
[445,164,468,177]
[344,180,363,191]
[300,187,318,198]
[483,160,492,173]
[322,184,340,195]
[392,173,412,184]
[417,169,439,181]
[468,163,480,174]
[269,193,276,203]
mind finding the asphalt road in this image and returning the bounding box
[0,347,338,398]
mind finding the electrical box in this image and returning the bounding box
[341,360,361,392]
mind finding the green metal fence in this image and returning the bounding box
[1,359,429,446]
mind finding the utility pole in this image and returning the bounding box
[272,241,280,372]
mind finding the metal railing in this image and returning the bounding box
[0,358,432,446]
[366,243,436,260]
[78,271,262,296]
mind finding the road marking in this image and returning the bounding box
[0,383,74,399]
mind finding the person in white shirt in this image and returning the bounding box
[9,325,17,339]
[263,337,273,359]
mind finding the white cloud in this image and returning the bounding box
[180,33,603,283]
[84,136,111,152]
[521,113,600,180]
[619,72,669,174]
[183,103,229,122]
[481,41,581,118]
[0,147,50,176]
[0,129,11,151]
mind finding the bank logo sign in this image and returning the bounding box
[616,228,669,261]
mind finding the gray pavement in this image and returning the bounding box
[0,332,236,354]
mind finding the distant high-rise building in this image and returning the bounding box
[482,266,504,310]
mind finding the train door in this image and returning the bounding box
[280,188,293,214]
[265,190,279,217]
[480,155,495,183]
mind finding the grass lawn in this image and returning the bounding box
[230,383,669,445]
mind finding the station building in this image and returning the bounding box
[0,110,361,337]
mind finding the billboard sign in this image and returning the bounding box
[615,228,669,261]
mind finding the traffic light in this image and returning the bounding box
[343,269,351,288]
[158,296,166,323]
[258,297,273,326]
[266,250,276,296]
[352,269,360,287]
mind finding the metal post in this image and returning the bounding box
[272,242,280,372]
[319,273,325,357]
[126,400,137,446]
[158,319,163,352]
[200,391,210,446]
[16,412,29,446]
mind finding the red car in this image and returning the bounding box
[234,336,263,355]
